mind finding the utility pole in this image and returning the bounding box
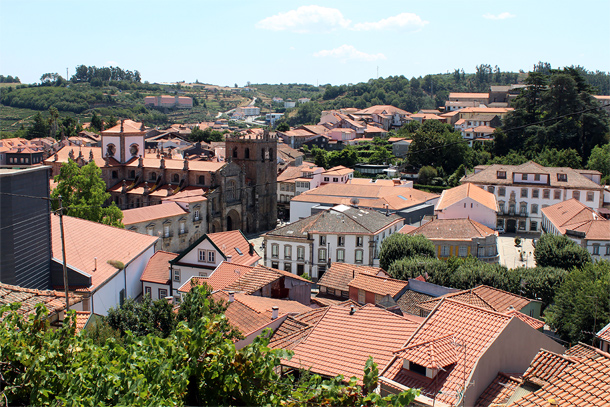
[58,195,70,311]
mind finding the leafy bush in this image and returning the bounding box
[379,233,435,270]
[534,234,592,270]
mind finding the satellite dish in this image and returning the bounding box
[350,198,359,207]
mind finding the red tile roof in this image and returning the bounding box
[505,309,545,330]
[348,273,408,297]
[0,283,83,318]
[232,293,312,315]
[317,263,386,293]
[409,218,497,241]
[398,333,457,369]
[281,304,421,383]
[50,214,159,292]
[207,230,261,266]
[418,285,535,314]
[102,119,146,134]
[74,311,92,332]
[436,183,497,212]
[380,299,512,406]
[141,251,177,285]
[224,265,311,294]
[475,372,522,407]
[179,263,256,293]
[597,322,610,342]
[122,202,188,225]
[541,198,610,240]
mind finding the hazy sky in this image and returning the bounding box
[1,0,608,86]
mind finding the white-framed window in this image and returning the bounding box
[573,191,580,200]
[497,171,506,179]
[521,188,528,198]
[519,220,526,230]
[522,174,528,181]
[164,225,170,237]
[488,186,495,194]
[531,204,539,214]
[284,262,292,273]
[532,189,539,198]
[592,244,600,255]
[587,191,594,202]
[194,209,200,221]
[207,251,215,263]
[284,245,292,260]
[498,201,505,213]
[554,190,561,200]
[147,226,154,236]
[318,248,327,262]
[271,244,279,258]
[159,289,168,298]
[358,289,365,304]
[355,250,363,264]
[337,236,345,247]
[144,286,152,296]
[543,189,550,199]
[180,222,186,234]
[441,245,450,256]
[530,221,538,231]
[498,187,506,197]
[356,236,364,247]
[458,246,467,257]
[198,249,206,262]
[319,235,326,245]
[173,268,180,282]
[534,174,541,181]
[297,246,305,261]
[336,249,345,263]
[520,202,527,215]
[557,174,567,182]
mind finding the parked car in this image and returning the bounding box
[496,226,505,234]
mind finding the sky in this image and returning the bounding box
[1,0,609,87]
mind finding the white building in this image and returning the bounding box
[435,183,498,230]
[266,113,284,126]
[541,198,610,260]
[461,161,604,233]
[264,204,404,280]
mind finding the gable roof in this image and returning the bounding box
[224,265,312,294]
[542,198,610,240]
[380,299,512,406]
[418,285,536,314]
[101,119,146,135]
[281,304,421,383]
[398,333,457,370]
[348,273,408,297]
[0,283,83,318]
[317,263,386,293]
[50,214,159,292]
[435,183,497,212]
[140,251,177,285]
[122,202,188,225]
[172,230,260,266]
[409,218,497,240]
[597,321,610,342]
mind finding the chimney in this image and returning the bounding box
[226,255,232,263]
[271,306,279,320]
[228,291,235,303]
[249,243,255,256]
[94,257,97,271]
[350,304,356,315]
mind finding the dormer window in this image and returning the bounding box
[405,360,426,376]
[522,174,528,181]
[557,174,567,182]
[497,171,506,179]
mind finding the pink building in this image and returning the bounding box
[144,95,193,108]
[328,128,356,141]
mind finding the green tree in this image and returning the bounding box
[379,233,435,270]
[51,160,124,227]
[534,234,592,270]
[587,143,610,181]
[408,120,468,175]
[26,112,50,139]
[90,111,103,132]
[276,121,290,132]
[106,294,176,338]
[417,166,437,185]
[544,261,610,344]
[312,147,329,169]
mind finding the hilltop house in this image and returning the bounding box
[434,183,498,230]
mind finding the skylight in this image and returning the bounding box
[398,195,408,200]
[235,247,243,255]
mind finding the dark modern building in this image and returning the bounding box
[0,166,52,289]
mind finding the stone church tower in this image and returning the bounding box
[226,131,277,232]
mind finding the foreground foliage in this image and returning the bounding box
[534,234,592,270]
[0,286,418,406]
[379,233,436,270]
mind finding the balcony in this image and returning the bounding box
[498,210,528,218]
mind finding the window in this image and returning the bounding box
[521,188,528,198]
[180,222,186,234]
[336,249,345,262]
[530,221,538,231]
[498,201,505,213]
[297,264,305,275]
[587,191,594,202]
[324,177,329,182]
[147,226,154,236]
[207,251,215,263]
[554,190,561,200]
[572,191,580,200]
[534,174,541,181]
[199,175,205,185]
[112,171,118,179]
[557,174,567,182]
[284,245,292,260]
[319,235,326,245]
[271,262,279,269]
[172,174,180,183]
[532,189,539,198]
[194,209,200,221]
[227,180,237,201]
[318,248,327,262]
[606,245,610,256]
[355,250,363,264]
[337,236,345,247]
[164,225,170,238]
[245,148,250,159]
[151,172,157,181]
[488,186,495,194]
[522,174,528,180]
[498,187,506,197]
[145,286,152,296]
[592,245,600,255]
[531,204,539,214]
[409,361,427,376]
[458,246,467,257]
[159,289,168,299]
[333,177,338,182]
[519,220,526,230]
[271,244,279,258]
[543,189,550,199]
[520,202,527,215]
[198,250,206,262]
[198,272,208,277]
[233,147,238,158]
[284,263,292,273]
[356,236,363,247]
[129,170,135,179]
[441,245,450,256]
[297,246,305,261]
[358,289,365,304]
[173,268,180,282]
[497,171,506,179]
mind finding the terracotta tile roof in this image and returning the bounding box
[521,349,575,386]
[462,161,602,189]
[475,372,522,407]
[459,107,513,114]
[277,163,323,182]
[206,230,261,266]
[282,304,420,383]
[50,214,159,292]
[74,311,92,332]
[211,291,271,336]
[505,309,544,330]
[317,263,386,293]
[232,293,312,315]
[102,119,146,134]
[597,321,610,342]
[542,199,610,240]
[122,202,188,225]
[311,294,346,307]
[324,165,353,176]
[511,351,610,407]
[397,224,418,234]
[396,289,435,315]
[178,264,256,293]
[348,274,408,297]
[380,299,512,406]
[409,218,497,240]
[355,105,411,116]
[565,342,604,359]
[43,145,109,167]
[418,285,535,314]
[449,92,490,99]
[398,333,458,369]
[0,283,83,318]
[124,157,225,172]
[436,183,497,212]
[224,265,311,294]
[141,251,177,285]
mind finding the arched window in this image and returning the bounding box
[172,174,179,183]
[268,148,274,161]
[151,172,157,181]
[198,175,205,185]
[111,171,118,179]
[106,143,116,157]
[520,202,527,215]
[227,180,237,201]
[129,170,135,179]
[129,144,139,157]
[245,148,250,159]
[233,147,238,158]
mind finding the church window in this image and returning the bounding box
[129,144,139,157]
[268,148,273,161]
[227,180,237,201]
[111,171,118,179]
[106,144,116,157]
[245,148,250,158]
[198,175,205,185]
